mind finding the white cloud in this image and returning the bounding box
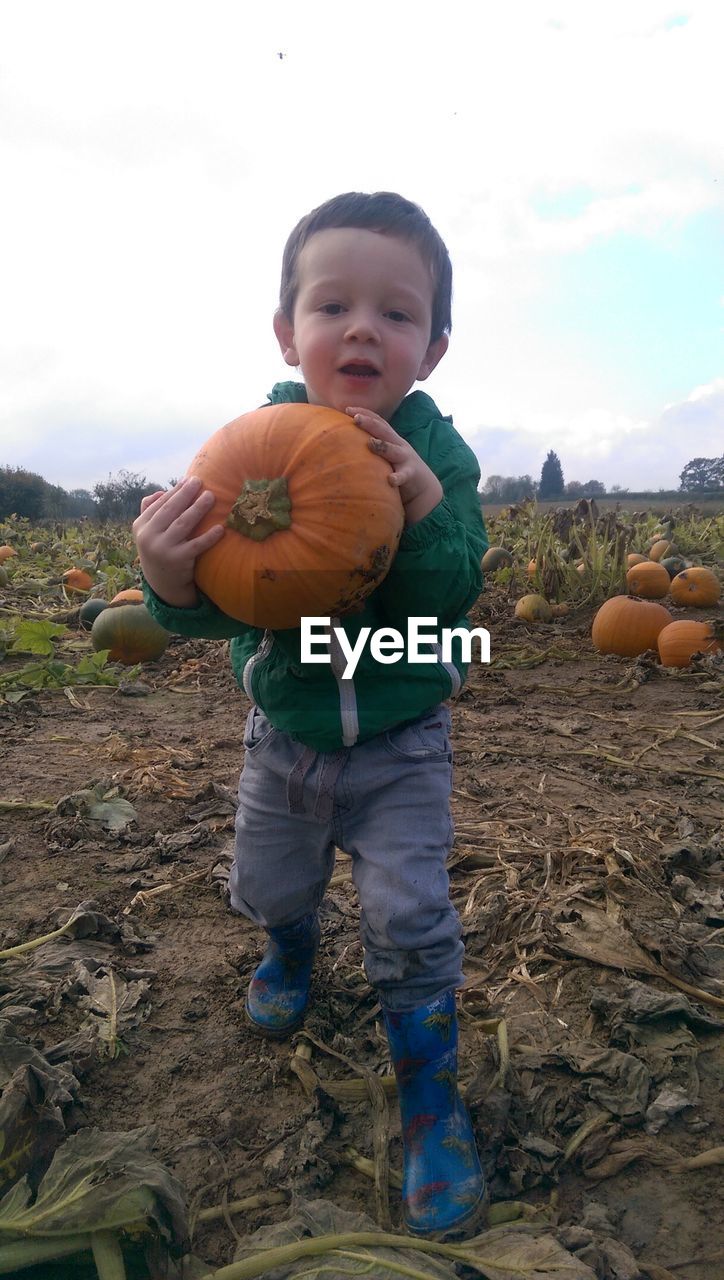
[0,1,722,495]
[471,378,723,492]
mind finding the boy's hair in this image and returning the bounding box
[279,191,453,340]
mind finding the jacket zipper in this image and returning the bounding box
[329,616,360,746]
[429,641,462,697]
[242,631,273,701]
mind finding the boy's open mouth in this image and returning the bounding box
[339,363,379,378]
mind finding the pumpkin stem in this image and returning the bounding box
[226,478,291,541]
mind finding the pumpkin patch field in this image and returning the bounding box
[0,502,722,1280]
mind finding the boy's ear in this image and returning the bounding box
[273,309,300,367]
[417,334,449,381]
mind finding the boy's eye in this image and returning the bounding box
[320,303,345,315]
[386,310,409,323]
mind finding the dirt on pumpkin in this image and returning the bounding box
[1,587,723,1279]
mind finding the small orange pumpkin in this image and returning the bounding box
[626,561,670,600]
[110,588,144,605]
[90,603,169,664]
[62,568,94,593]
[592,595,672,657]
[669,567,721,608]
[0,545,17,563]
[657,620,722,667]
[188,404,404,628]
[626,552,648,567]
[649,539,677,562]
[526,558,537,577]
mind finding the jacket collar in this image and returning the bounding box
[266,382,445,438]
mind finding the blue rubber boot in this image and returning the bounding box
[383,990,485,1237]
[245,913,320,1036]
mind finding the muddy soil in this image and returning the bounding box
[1,590,722,1278]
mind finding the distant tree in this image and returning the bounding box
[482,474,537,503]
[41,483,72,520]
[67,489,98,518]
[481,474,506,501]
[0,466,47,520]
[566,478,605,498]
[610,484,628,494]
[93,469,162,521]
[679,456,724,492]
[539,450,564,499]
[504,474,537,502]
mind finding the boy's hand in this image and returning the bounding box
[132,477,224,608]
[347,407,443,526]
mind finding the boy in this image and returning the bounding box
[133,192,488,1237]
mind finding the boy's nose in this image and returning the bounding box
[344,309,380,342]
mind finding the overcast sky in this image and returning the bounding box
[1,0,722,496]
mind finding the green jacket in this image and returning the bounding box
[143,382,488,751]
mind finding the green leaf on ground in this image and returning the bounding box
[9,621,68,657]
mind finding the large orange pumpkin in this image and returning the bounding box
[592,595,672,657]
[625,561,670,599]
[657,620,722,667]
[187,404,405,629]
[669,567,721,608]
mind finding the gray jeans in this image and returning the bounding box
[229,703,463,1011]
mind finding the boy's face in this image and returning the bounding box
[273,228,448,422]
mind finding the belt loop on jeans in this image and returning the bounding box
[313,749,348,822]
[286,745,317,814]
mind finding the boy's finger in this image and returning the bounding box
[139,490,167,513]
[368,436,404,456]
[346,406,395,436]
[141,477,204,531]
[188,524,225,555]
[179,488,218,526]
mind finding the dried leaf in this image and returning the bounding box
[555,906,660,976]
[55,785,137,833]
[0,1125,187,1246]
[75,964,151,1057]
[230,1196,597,1279]
[465,1231,599,1280]
[0,1041,79,1196]
[554,905,724,1010]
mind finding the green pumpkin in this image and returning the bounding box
[79,598,109,630]
[660,555,690,579]
[91,603,169,665]
[482,546,513,572]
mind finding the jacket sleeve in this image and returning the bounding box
[373,434,488,629]
[142,579,264,644]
